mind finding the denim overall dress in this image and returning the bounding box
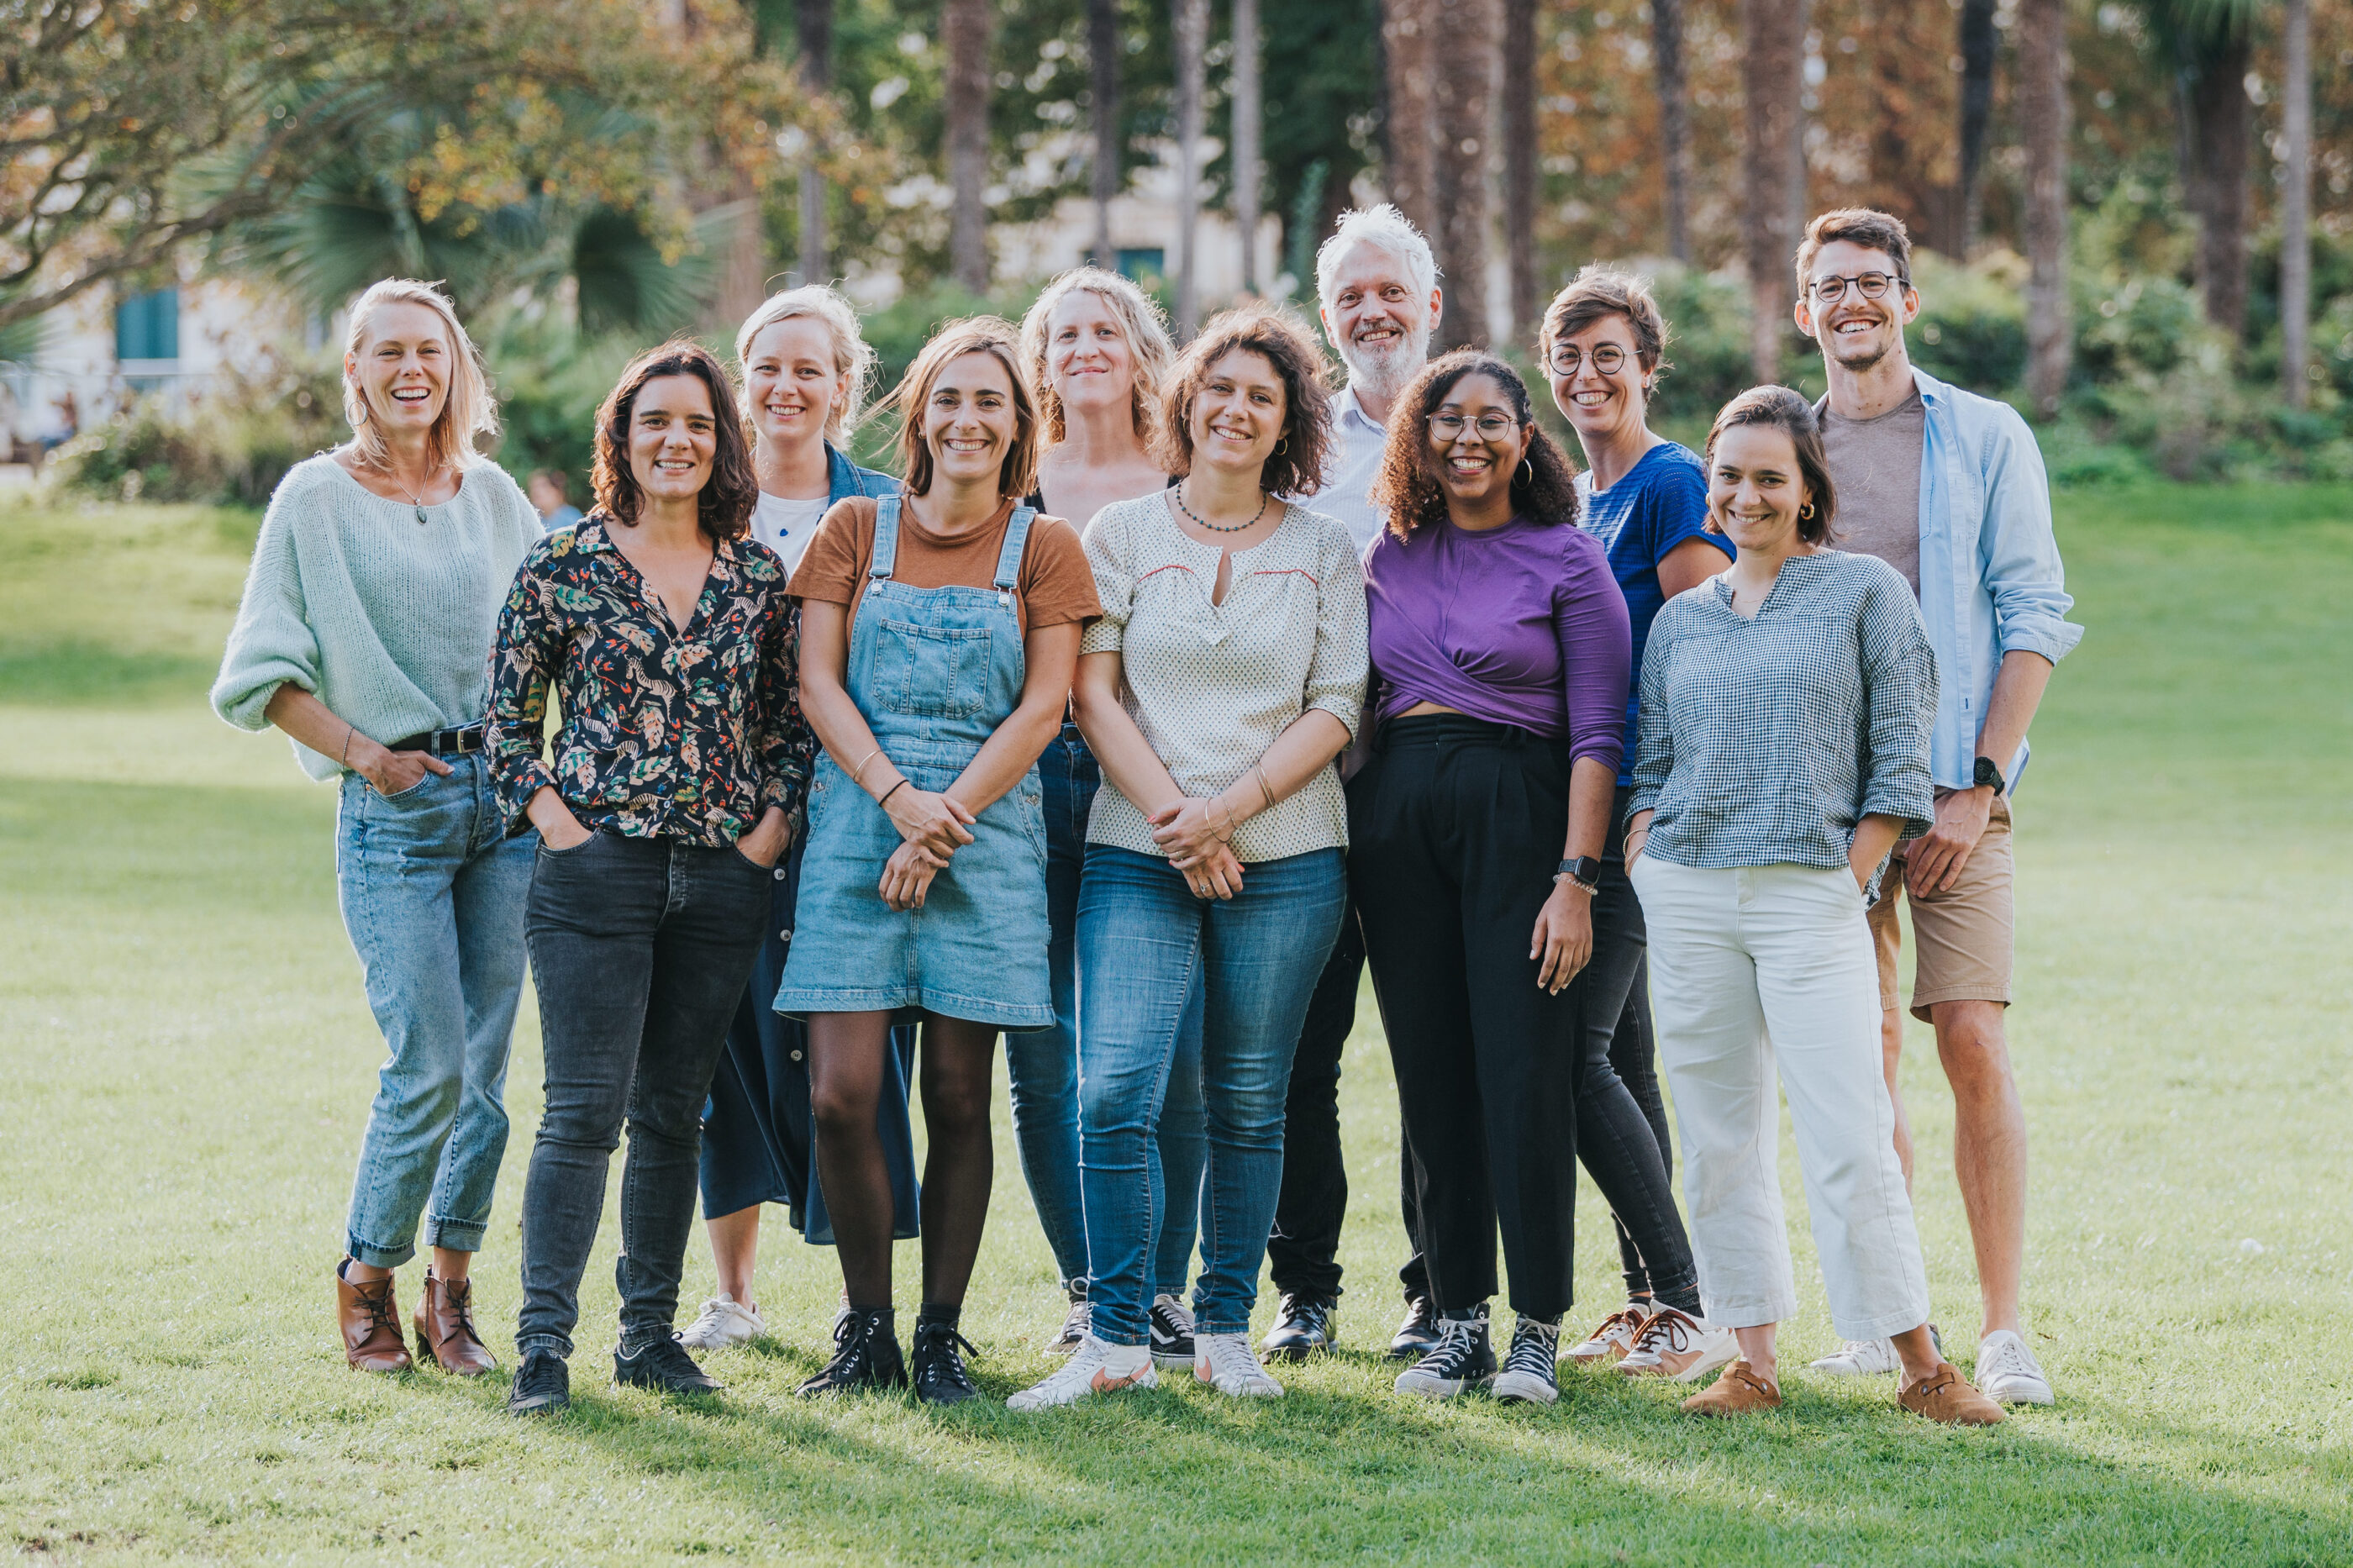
[774,497,1055,1030]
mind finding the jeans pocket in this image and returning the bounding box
[729,842,779,876]
[539,827,601,859]
[380,771,434,802]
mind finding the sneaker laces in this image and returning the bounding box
[1150,1296,1194,1336]
[1198,1332,1268,1386]
[913,1322,979,1397]
[1503,1319,1561,1377]
[1415,1315,1484,1378]
[1627,1308,1700,1360]
[1578,1307,1646,1350]
[1977,1334,2034,1381]
[1276,1292,1332,1336]
[1055,1297,1092,1341]
[814,1307,875,1381]
[513,1352,566,1399]
[629,1335,707,1383]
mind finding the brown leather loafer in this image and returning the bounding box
[1899,1360,2007,1426]
[413,1270,498,1376]
[1680,1358,1782,1416]
[338,1260,413,1373]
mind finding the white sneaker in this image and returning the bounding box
[1565,1303,1652,1365]
[1616,1306,1737,1383]
[1974,1329,2055,1406]
[1007,1333,1156,1412]
[1808,1337,1901,1376]
[676,1294,765,1351]
[1194,1331,1284,1397]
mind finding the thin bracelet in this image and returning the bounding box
[1253,763,1276,813]
[342,724,355,766]
[1211,797,1238,842]
[850,745,883,785]
[877,777,909,808]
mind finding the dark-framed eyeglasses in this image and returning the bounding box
[1809,271,1908,303]
[1428,412,1520,442]
[1547,343,1626,376]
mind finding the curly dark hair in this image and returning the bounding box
[591,341,757,544]
[1366,352,1581,540]
[1155,303,1334,498]
[1703,384,1838,545]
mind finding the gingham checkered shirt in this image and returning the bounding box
[1629,550,1937,872]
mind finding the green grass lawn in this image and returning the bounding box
[1,487,2348,1565]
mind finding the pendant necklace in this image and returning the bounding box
[1173,479,1270,534]
[389,465,445,526]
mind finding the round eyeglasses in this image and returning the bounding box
[1808,271,1908,303]
[1548,343,1626,376]
[1428,413,1520,442]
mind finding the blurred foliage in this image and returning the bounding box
[46,357,346,507]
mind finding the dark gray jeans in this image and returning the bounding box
[516,829,772,1360]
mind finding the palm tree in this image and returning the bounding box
[2142,0,2258,339]
[1652,0,1692,263]
[1430,0,1495,350]
[1503,0,1538,335]
[1381,0,1438,241]
[944,0,992,291]
[1741,0,1805,381]
[2281,0,2312,408]
[2020,0,2071,414]
[797,0,833,286]
[1956,0,1996,252]
[1090,0,1120,268]
[1173,0,1208,333]
[1232,0,1263,294]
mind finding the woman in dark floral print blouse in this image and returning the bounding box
[484,341,809,1418]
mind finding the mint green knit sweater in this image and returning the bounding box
[212,453,545,781]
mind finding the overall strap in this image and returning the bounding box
[992,506,1036,593]
[870,496,903,583]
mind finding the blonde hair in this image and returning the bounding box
[340,278,494,474]
[879,317,1039,501]
[1018,267,1174,450]
[733,284,877,448]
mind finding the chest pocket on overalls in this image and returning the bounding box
[871,614,995,719]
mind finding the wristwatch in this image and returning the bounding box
[1972,755,2007,796]
[1556,855,1601,892]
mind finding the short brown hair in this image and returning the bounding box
[1368,352,1581,541]
[1794,208,1913,297]
[1703,385,1837,545]
[882,317,1040,501]
[1537,266,1672,378]
[591,341,756,544]
[1156,303,1333,498]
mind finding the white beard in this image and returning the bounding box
[1340,323,1432,403]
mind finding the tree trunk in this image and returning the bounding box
[1956,0,1997,254]
[1173,0,1207,333]
[797,0,832,286]
[1090,0,1120,268]
[944,0,992,292]
[2019,0,2070,415]
[1742,0,1805,382]
[1381,0,1437,239]
[1232,0,1263,294]
[1653,0,1692,263]
[1502,0,1537,336]
[2182,33,2251,339]
[2281,0,2311,410]
[1430,0,1495,350]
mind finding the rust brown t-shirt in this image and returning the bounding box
[788,496,1102,639]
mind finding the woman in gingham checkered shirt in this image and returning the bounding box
[1623,386,2007,1427]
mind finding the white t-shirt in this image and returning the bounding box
[750,492,832,574]
[1310,382,1393,555]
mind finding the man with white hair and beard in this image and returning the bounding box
[1258,205,1449,1364]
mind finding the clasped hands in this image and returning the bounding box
[1150,794,1247,901]
[877,776,976,911]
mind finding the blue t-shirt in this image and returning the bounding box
[1575,441,1732,786]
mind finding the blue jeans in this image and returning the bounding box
[334,755,534,1268]
[1011,726,1205,1295]
[1077,845,1346,1344]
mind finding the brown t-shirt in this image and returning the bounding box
[788,496,1102,639]
[1820,388,1926,594]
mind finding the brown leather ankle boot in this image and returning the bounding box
[413,1270,498,1376]
[338,1260,413,1373]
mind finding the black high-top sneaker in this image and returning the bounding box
[1259,1292,1338,1362]
[1489,1316,1563,1406]
[613,1335,725,1397]
[1392,1303,1495,1397]
[1389,1292,1442,1360]
[1148,1293,1197,1370]
[797,1305,908,1397]
[910,1317,982,1407]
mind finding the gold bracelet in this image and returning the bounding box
[1253,763,1276,813]
[850,746,883,785]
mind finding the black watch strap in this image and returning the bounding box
[1557,855,1602,887]
[1973,755,2007,795]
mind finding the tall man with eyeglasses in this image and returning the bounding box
[1792,208,2082,1405]
[1255,205,1446,1364]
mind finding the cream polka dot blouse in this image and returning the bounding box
[1080,492,1369,862]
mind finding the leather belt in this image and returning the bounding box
[387,722,487,756]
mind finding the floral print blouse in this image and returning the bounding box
[485,515,812,846]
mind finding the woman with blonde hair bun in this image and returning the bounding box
[212,277,545,1379]
[1008,268,1207,1366]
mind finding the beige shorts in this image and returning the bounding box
[1868,792,2014,1021]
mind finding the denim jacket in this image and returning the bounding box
[1823,367,2082,792]
[825,442,898,505]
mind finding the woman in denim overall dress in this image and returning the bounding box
[776,318,1098,1405]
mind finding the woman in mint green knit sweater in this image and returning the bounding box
[211,279,544,1379]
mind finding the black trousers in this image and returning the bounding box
[516,831,771,1359]
[1351,716,1689,1320]
[1264,913,1429,1303]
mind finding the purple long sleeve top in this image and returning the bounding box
[1361,513,1633,774]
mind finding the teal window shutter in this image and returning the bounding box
[115,288,180,361]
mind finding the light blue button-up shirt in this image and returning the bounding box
[1837,367,2083,792]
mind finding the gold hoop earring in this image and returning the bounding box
[1518,457,1534,487]
[1799,502,1815,520]
[1275,435,1289,455]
